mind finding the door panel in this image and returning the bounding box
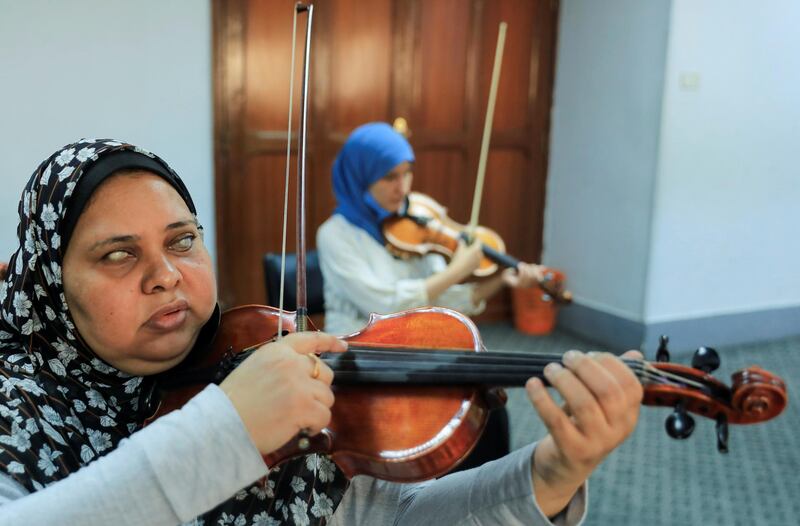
[214,0,560,320]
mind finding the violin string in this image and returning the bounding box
[626,360,706,389]
[344,347,701,385]
[227,341,705,392]
[326,349,704,390]
[343,347,687,378]
[345,345,701,388]
[346,345,562,362]
[329,366,695,392]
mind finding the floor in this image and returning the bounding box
[477,323,799,526]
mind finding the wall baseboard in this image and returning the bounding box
[557,303,800,357]
[556,302,645,352]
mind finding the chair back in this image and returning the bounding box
[263,250,325,315]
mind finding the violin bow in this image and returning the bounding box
[462,23,571,303]
[273,1,317,452]
[467,21,506,238]
[277,2,314,340]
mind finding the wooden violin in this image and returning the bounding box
[146,304,787,482]
[383,192,573,304]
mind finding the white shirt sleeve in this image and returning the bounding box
[0,386,587,526]
[318,216,429,316]
[422,253,486,316]
[0,385,268,526]
[330,443,587,526]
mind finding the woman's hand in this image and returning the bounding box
[527,350,643,518]
[219,332,346,455]
[427,241,483,301]
[449,240,484,280]
[501,262,543,289]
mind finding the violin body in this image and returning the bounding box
[150,304,499,482]
[383,192,572,304]
[384,192,506,277]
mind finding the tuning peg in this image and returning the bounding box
[691,346,720,373]
[716,413,729,453]
[665,402,695,439]
[656,334,670,362]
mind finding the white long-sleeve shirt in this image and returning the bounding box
[0,385,586,525]
[317,214,485,335]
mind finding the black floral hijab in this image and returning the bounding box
[0,139,348,524]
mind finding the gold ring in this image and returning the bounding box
[308,354,321,380]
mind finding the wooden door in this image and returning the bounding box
[214,0,559,321]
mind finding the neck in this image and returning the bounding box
[320,346,700,393]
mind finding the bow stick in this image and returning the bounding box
[277,2,314,340]
[467,21,507,238]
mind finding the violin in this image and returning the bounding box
[145,304,787,482]
[383,192,573,304]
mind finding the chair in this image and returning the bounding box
[263,250,325,315]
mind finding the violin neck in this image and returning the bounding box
[480,245,571,304]
[326,347,614,387]
[456,232,519,269]
[481,244,520,270]
[326,347,550,386]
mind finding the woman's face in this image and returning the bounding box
[62,171,217,376]
[368,161,413,213]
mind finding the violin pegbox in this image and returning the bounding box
[654,335,725,449]
[643,335,787,453]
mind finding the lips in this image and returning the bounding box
[145,299,189,331]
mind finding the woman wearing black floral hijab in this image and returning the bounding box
[0,139,643,525]
[0,139,349,525]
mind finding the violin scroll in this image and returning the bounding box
[537,268,572,306]
[730,367,787,424]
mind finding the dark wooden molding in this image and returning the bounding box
[213,0,248,309]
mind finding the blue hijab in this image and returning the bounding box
[332,122,415,243]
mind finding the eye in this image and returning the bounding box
[104,250,134,263]
[171,234,196,252]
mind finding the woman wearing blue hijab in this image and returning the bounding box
[318,122,542,336]
[314,122,644,519]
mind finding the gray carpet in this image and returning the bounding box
[478,323,799,526]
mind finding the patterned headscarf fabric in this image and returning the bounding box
[332,122,415,244]
[0,139,348,525]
